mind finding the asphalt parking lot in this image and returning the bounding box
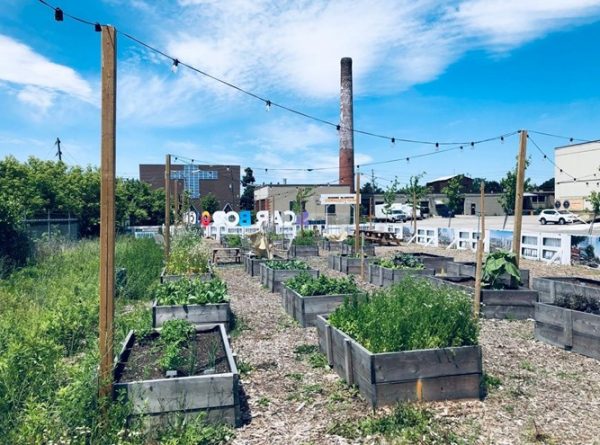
[422,215,600,235]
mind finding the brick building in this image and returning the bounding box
[139,164,241,212]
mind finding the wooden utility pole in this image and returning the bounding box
[354,171,361,254]
[474,182,485,318]
[164,154,171,260]
[174,179,180,223]
[512,130,528,267]
[99,25,116,402]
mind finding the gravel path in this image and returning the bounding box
[215,244,600,445]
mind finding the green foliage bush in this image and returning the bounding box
[153,278,229,305]
[481,250,521,289]
[554,293,600,315]
[223,234,242,248]
[375,254,424,270]
[166,231,211,275]
[264,260,310,270]
[286,272,359,296]
[293,229,317,246]
[328,277,478,353]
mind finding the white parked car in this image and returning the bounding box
[538,209,577,225]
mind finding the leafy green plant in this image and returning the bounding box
[264,260,310,270]
[375,254,424,270]
[223,234,242,248]
[158,320,196,372]
[554,293,600,315]
[329,277,478,353]
[166,231,211,275]
[153,277,229,305]
[286,272,359,296]
[293,229,318,246]
[481,250,521,289]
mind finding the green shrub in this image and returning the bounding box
[293,229,317,246]
[286,272,359,296]
[328,277,478,353]
[223,234,242,248]
[264,260,310,270]
[554,293,600,315]
[166,231,211,275]
[116,236,163,299]
[153,278,229,306]
[376,254,424,270]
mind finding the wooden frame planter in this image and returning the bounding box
[320,239,342,252]
[425,275,538,320]
[367,264,434,287]
[534,302,600,360]
[259,263,319,293]
[340,243,376,256]
[244,255,269,277]
[407,253,453,273]
[114,324,241,427]
[328,254,343,272]
[281,285,352,327]
[315,316,482,406]
[289,244,320,257]
[339,256,377,275]
[532,276,600,304]
[446,261,531,287]
[152,300,232,330]
[160,267,213,284]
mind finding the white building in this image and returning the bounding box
[555,141,600,211]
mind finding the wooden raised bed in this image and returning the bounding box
[327,254,342,272]
[281,285,352,327]
[315,316,482,406]
[532,276,600,304]
[114,324,241,427]
[367,264,434,287]
[446,261,531,287]
[340,243,376,256]
[152,300,232,330]
[244,255,271,277]
[425,275,538,320]
[259,263,319,293]
[289,244,320,257]
[535,302,600,360]
[340,256,377,275]
[320,239,342,252]
[407,253,453,274]
[160,267,213,284]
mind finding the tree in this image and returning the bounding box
[403,173,430,235]
[499,158,531,228]
[471,178,502,194]
[360,182,384,195]
[292,187,314,229]
[240,167,256,211]
[538,178,555,192]
[442,174,466,216]
[382,178,399,217]
[200,192,220,214]
[588,191,600,235]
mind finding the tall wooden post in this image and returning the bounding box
[99,25,117,402]
[474,182,485,318]
[354,171,361,254]
[174,179,180,223]
[164,154,171,260]
[512,130,528,266]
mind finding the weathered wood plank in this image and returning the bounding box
[152,302,231,329]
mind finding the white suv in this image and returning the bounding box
[538,209,577,225]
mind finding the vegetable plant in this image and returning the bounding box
[165,231,211,275]
[329,277,478,353]
[481,250,521,289]
[223,234,242,248]
[554,293,600,315]
[286,272,359,296]
[293,229,318,246]
[264,260,310,270]
[375,254,424,270]
[153,277,229,305]
[158,319,196,372]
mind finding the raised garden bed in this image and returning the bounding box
[152,302,231,329]
[404,253,453,273]
[425,275,538,319]
[327,254,343,272]
[340,256,377,275]
[114,323,241,427]
[532,276,600,304]
[259,261,319,293]
[321,239,376,256]
[367,263,434,287]
[289,244,319,257]
[244,255,272,277]
[535,302,600,360]
[447,261,531,287]
[281,274,360,327]
[316,316,482,406]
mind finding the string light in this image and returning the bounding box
[171,59,179,73]
[265,100,271,112]
[54,7,63,21]
[94,23,102,32]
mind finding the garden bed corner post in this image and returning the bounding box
[99,25,117,405]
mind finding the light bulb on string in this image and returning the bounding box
[435,142,439,151]
[265,100,271,112]
[390,137,395,148]
[500,136,504,144]
[94,23,102,32]
[171,59,180,73]
[54,8,64,21]
[470,142,475,150]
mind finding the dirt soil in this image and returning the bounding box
[118,327,229,382]
[216,242,600,445]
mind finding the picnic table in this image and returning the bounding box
[358,229,401,246]
[212,247,242,264]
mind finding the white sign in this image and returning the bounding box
[319,194,356,205]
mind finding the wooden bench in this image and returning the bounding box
[212,247,241,265]
[359,230,401,246]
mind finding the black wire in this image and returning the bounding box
[527,135,577,180]
[528,130,590,143]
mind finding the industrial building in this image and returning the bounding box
[139,163,241,212]
[554,141,600,211]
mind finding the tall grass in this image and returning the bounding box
[328,277,479,353]
[0,237,230,444]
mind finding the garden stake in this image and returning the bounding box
[512,130,528,267]
[474,182,485,318]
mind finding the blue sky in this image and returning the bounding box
[2,0,600,188]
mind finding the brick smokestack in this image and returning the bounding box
[339,57,355,192]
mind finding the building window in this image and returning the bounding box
[327,204,336,214]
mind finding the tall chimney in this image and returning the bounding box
[339,57,355,192]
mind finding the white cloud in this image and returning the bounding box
[0,34,93,108]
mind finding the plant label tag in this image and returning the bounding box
[166,370,178,378]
